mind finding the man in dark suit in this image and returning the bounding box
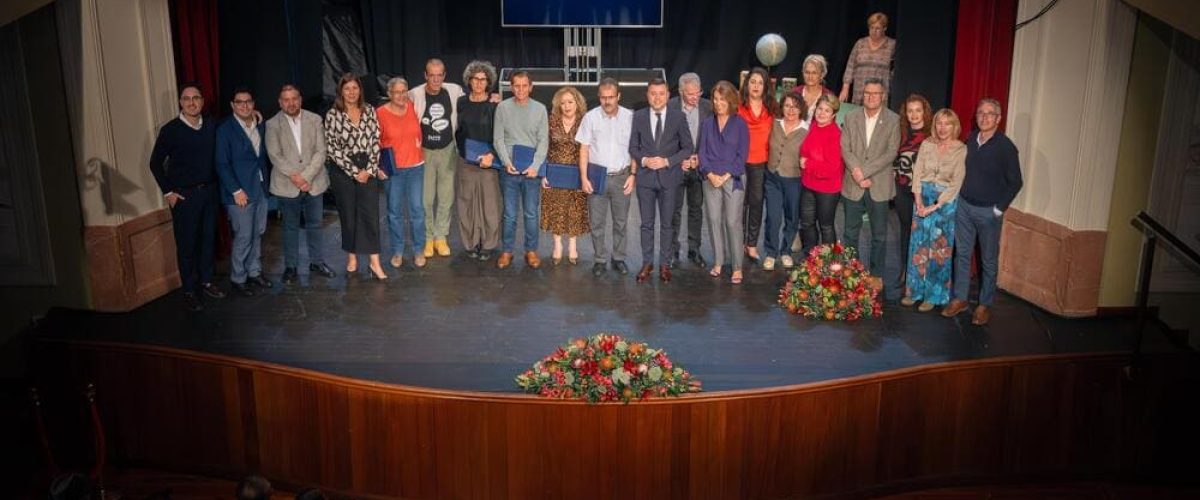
[629,77,694,283]
[666,72,712,269]
[216,86,273,297]
[149,82,225,311]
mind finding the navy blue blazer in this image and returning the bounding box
[628,106,694,187]
[215,117,270,205]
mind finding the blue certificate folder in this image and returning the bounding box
[506,144,545,173]
[540,163,608,193]
[379,147,397,176]
[464,138,492,164]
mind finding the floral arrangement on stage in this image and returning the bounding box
[778,242,882,321]
[515,333,701,403]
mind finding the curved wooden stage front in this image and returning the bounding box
[29,338,1198,499]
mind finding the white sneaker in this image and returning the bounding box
[762,257,776,271]
[780,255,794,268]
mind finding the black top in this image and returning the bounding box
[455,96,496,158]
[961,130,1023,210]
[149,116,217,194]
[421,89,453,149]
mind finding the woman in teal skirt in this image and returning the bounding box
[903,109,966,312]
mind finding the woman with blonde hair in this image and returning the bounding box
[540,86,590,265]
[902,108,965,312]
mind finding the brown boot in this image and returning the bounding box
[497,252,513,269]
[971,305,991,326]
[941,299,969,318]
[525,251,541,269]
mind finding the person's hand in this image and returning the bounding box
[622,174,635,195]
[299,181,311,192]
[376,170,389,181]
[541,177,550,189]
[852,167,865,183]
[582,177,594,194]
[838,88,850,103]
[859,178,872,189]
[290,172,307,188]
[523,166,539,178]
[707,173,724,188]
[355,170,371,184]
[800,157,807,169]
[165,192,184,208]
[479,153,494,168]
[489,93,501,103]
[505,164,519,175]
[233,190,249,207]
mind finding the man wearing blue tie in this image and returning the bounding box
[628,78,694,283]
[215,86,273,297]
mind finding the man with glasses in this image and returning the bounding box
[579,78,635,277]
[942,98,1024,326]
[409,58,465,258]
[840,77,900,292]
[666,72,712,269]
[149,82,225,311]
[215,87,272,297]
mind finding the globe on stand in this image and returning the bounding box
[755,33,787,67]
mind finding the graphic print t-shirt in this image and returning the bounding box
[421,89,453,149]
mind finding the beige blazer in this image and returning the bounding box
[840,107,900,202]
[266,109,329,197]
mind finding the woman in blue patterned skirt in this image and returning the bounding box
[903,108,965,312]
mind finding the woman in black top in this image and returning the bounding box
[454,60,503,261]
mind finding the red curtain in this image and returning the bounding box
[170,0,220,115]
[950,0,1018,137]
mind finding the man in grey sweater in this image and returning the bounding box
[493,70,548,269]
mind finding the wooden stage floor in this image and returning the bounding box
[30,207,1166,392]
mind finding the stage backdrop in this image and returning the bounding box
[211,0,958,118]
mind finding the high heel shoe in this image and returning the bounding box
[568,256,578,265]
[368,266,388,280]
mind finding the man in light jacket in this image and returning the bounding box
[409,58,465,258]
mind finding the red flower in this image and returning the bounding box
[833,242,844,254]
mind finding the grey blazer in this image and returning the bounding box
[266,109,329,197]
[666,96,713,153]
[840,107,901,202]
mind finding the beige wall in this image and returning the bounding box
[1098,14,1171,307]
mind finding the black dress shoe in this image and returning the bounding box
[281,267,298,285]
[182,292,204,312]
[248,275,273,289]
[201,283,226,299]
[230,281,255,297]
[310,262,336,278]
[592,263,607,277]
[635,264,654,283]
[689,251,707,268]
[612,260,629,275]
[466,249,480,260]
[477,250,492,261]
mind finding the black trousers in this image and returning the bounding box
[670,168,704,257]
[743,162,766,247]
[800,186,839,257]
[170,183,217,293]
[894,176,915,284]
[329,166,382,254]
[637,169,679,266]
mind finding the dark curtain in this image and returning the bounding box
[950,0,1017,136]
[170,0,221,116]
[355,0,930,96]
[218,0,324,118]
[892,0,958,110]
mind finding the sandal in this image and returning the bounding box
[731,271,743,284]
[709,266,722,277]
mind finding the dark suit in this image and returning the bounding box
[215,116,270,284]
[628,106,694,265]
[667,96,712,260]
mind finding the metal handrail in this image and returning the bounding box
[1128,211,1200,375]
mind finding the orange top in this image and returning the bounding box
[738,103,774,164]
[377,104,423,168]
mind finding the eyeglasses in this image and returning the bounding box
[232,99,254,105]
[180,95,203,102]
[976,111,1000,117]
[470,76,489,82]
[863,91,885,96]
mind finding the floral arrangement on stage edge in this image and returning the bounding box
[516,333,701,403]
[778,242,883,321]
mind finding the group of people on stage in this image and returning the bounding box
[149,12,1022,325]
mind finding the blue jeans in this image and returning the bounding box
[953,199,1003,305]
[226,199,268,283]
[387,165,426,257]
[277,191,325,269]
[763,170,801,258]
[500,174,541,252]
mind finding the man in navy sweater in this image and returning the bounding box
[942,98,1024,326]
[149,83,226,311]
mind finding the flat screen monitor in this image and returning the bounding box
[501,0,663,28]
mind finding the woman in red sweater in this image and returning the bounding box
[738,67,777,263]
[798,94,843,257]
